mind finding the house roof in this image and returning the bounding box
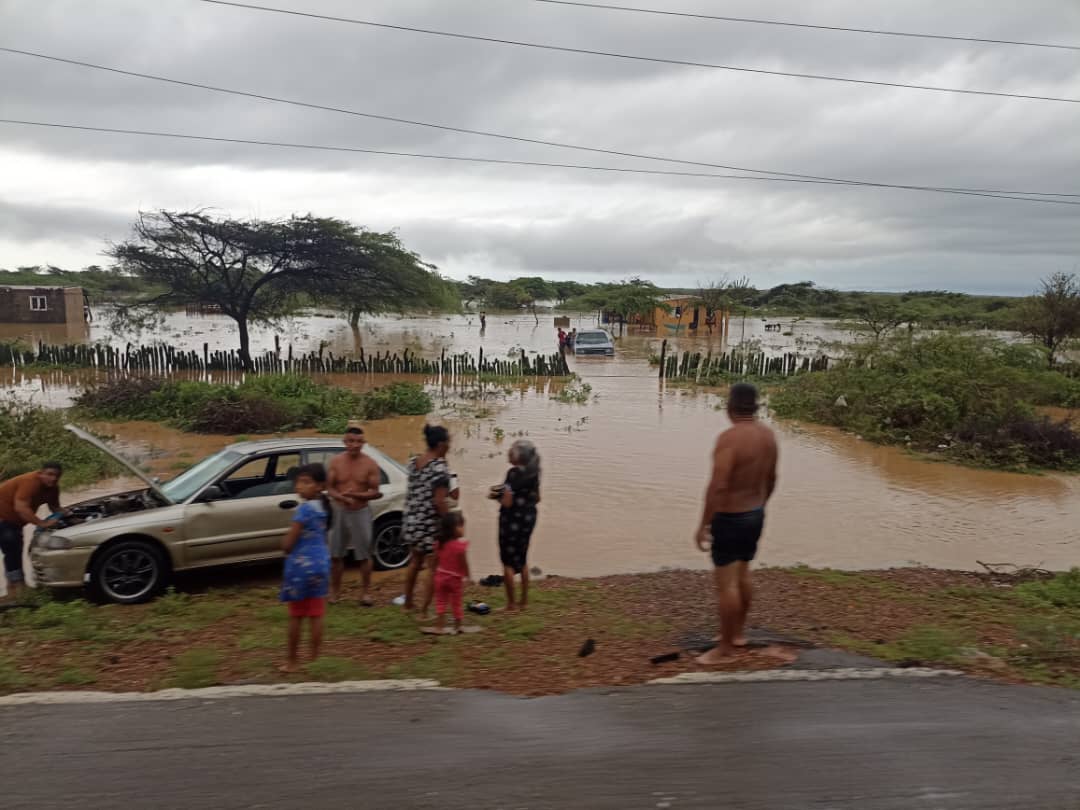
[0,285,82,291]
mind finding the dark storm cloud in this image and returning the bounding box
[0,199,129,246]
[0,0,1078,291]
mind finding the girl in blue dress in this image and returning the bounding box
[280,463,332,673]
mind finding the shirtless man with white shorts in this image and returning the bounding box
[327,423,383,605]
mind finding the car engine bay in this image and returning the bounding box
[57,490,162,527]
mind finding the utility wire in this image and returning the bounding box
[196,0,1080,104]
[3,118,1079,206]
[530,0,1080,52]
[2,47,1076,200]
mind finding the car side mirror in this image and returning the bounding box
[198,485,225,503]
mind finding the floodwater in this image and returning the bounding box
[4,310,1078,578]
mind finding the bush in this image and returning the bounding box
[75,375,433,434]
[0,401,121,487]
[769,333,1080,471]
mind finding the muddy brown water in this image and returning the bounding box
[3,311,1078,584]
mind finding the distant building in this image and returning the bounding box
[652,296,731,336]
[599,295,731,335]
[0,286,89,327]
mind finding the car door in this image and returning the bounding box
[181,452,302,567]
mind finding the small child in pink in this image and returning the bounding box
[425,512,470,635]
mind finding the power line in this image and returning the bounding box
[197,0,1080,105]
[530,0,1080,52]
[3,118,1078,206]
[3,47,1076,200]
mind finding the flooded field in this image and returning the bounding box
[4,310,1078,578]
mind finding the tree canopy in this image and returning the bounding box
[108,210,444,366]
[1014,272,1080,367]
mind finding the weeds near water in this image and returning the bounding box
[552,380,593,405]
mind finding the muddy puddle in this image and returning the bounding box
[4,311,1078,579]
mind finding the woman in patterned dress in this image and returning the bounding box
[495,439,541,611]
[401,424,454,615]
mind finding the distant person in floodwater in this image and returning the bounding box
[557,328,567,349]
[479,311,487,331]
[694,383,790,665]
[491,439,541,611]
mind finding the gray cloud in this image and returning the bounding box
[0,0,1078,292]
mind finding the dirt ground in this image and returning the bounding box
[1,565,1077,696]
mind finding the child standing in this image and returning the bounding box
[423,512,470,635]
[280,463,332,672]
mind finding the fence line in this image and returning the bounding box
[657,340,831,381]
[0,341,571,380]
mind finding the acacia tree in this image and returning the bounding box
[695,276,751,332]
[510,277,557,324]
[109,210,439,367]
[852,297,911,341]
[1015,272,1080,367]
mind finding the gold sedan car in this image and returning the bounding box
[30,426,418,604]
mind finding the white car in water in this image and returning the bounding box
[573,329,615,357]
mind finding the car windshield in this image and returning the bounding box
[160,449,244,503]
[576,332,609,345]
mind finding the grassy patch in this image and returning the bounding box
[75,375,432,434]
[305,656,374,682]
[163,648,224,689]
[0,655,30,691]
[55,666,98,686]
[769,333,1080,472]
[387,645,465,683]
[0,402,121,487]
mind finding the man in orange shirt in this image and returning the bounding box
[0,462,63,600]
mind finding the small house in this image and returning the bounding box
[653,296,731,336]
[0,286,89,327]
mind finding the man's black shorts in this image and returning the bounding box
[710,508,764,567]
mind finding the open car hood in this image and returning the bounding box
[65,424,175,505]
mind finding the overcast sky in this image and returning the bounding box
[1,0,1078,294]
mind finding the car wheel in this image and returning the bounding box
[89,540,168,605]
[372,516,409,571]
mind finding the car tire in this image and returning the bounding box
[89,539,169,605]
[372,515,409,571]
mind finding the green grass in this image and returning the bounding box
[55,666,98,686]
[163,648,223,689]
[76,375,433,434]
[0,655,30,691]
[304,656,374,682]
[387,645,465,683]
[0,403,121,487]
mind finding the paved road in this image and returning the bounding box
[6,678,1079,809]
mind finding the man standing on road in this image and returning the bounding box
[0,462,63,602]
[694,384,781,664]
[327,423,382,606]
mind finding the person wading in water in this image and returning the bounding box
[694,383,791,664]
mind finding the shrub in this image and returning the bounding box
[75,375,433,434]
[0,401,121,487]
[769,333,1080,471]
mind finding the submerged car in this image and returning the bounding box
[573,329,615,357]
[30,426,427,604]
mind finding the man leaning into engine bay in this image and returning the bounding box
[0,462,63,601]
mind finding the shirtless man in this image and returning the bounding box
[327,423,383,605]
[694,383,781,664]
